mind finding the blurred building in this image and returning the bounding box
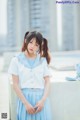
[7,0,17,51]
[0,0,80,54]
[7,0,57,52]
[0,0,8,54]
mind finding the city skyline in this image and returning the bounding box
[0,0,80,54]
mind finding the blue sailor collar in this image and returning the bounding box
[15,52,44,68]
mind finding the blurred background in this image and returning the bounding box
[0,0,80,120]
[0,0,80,53]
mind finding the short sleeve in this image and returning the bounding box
[43,58,52,77]
[8,57,19,76]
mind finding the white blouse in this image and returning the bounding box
[8,52,51,89]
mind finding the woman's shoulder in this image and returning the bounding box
[13,52,25,59]
[10,52,22,63]
[10,56,18,65]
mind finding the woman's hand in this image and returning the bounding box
[34,99,45,113]
[25,102,35,114]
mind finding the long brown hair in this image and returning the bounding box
[22,31,29,52]
[41,38,51,64]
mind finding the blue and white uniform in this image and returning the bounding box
[8,52,52,120]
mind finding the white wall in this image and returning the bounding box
[50,81,80,120]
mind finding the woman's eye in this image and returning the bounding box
[29,41,33,43]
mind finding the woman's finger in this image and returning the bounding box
[28,107,35,114]
[31,108,35,114]
[35,107,42,113]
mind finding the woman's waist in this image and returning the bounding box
[21,87,44,91]
[21,87,44,95]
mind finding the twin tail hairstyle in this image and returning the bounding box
[21,31,51,64]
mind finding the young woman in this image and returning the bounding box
[8,31,52,120]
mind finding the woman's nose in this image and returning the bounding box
[31,44,35,48]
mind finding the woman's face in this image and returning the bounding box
[27,38,39,54]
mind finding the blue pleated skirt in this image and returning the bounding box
[16,88,52,120]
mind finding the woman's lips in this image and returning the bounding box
[29,49,33,51]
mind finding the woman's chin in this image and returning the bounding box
[28,50,34,54]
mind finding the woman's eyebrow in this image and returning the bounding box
[36,42,39,45]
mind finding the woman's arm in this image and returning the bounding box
[34,76,50,113]
[42,76,50,102]
[12,75,28,105]
[12,74,35,114]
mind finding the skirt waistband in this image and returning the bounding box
[21,88,44,92]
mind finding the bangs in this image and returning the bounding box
[35,37,41,45]
[27,32,42,46]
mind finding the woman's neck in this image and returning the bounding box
[24,50,37,59]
